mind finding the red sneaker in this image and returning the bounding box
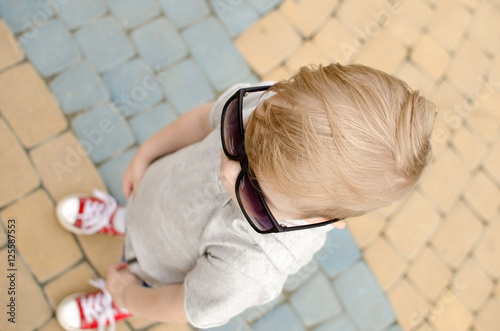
[56,189,124,236]
[57,279,132,331]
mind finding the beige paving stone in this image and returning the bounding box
[411,34,450,80]
[261,66,292,82]
[0,220,6,247]
[454,258,493,312]
[475,298,500,331]
[431,202,482,268]
[347,211,385,249]
[354,29,407,74]
[420,149,469,212]
[396,61,435,97]
[0,248,52,331]
[485,137,500,184]
[0,189,82,282]
[77,234,124,277]
[0,63,67,148]
[236,11,302,76]
[429,290,472,331]
[363,237,407,290]
[429,120,451,160]
[128,316,157,330]
[491,55,500,85]
[386,191,441,259]
[464,171,500,221]
[314,18,358,63]
[388,279,431,330]
[337,0,399,37]
[427,0,471,51]
[452,126,487,170]
[469,0,500,54]
[456,0,480,10]
[0,118,40,208]
[39,318,65,331]
[148,322,193,331]
[285,41,331,72]
[415,322,435,331]
[431,81,467,131]
[386,0,433,46]
[280,0,339,37]
[466,89,500,141]
[0,19,24,71]
[29,131,106,202]
[475,216,500,277]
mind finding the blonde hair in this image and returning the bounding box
[245,63,437,219]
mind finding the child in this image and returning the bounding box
[55,63,436,330]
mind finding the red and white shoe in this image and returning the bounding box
[57,279,132,331]
[56,189,125,236]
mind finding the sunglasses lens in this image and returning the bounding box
[223,97,244,157]
[238,175,274,232]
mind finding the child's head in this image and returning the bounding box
[245,63,437,220]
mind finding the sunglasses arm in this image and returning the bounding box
[280,218,344,232]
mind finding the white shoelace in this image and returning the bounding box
[78,189,117,235]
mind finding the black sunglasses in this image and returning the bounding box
[220,85,341,234]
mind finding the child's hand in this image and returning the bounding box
[106,262,142,308]
[219,150,241,205]
[122,153,151,200]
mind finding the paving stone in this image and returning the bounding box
[411,34,450,80]
[314,18,357,63]
[429,290,472,331]
[336,0,395,35]
[474,216,500,278]
[72,104,135,162]
[103,59,163,116]
[464,172,500,221]
[131,18,188,71]
[475,298,500,331]
[98,147,138,206]
[127,316,156,330]
[346,211,385,249]
[75,17,135,72]
[261,66,292,82]
[0,248,52,331]
[0,118,40,208]
[333,261,395,331]
[386,0,432,46]
[107,0,159,29]
[467,96,500,142]
[281,0,339,37]
[56,0,108,30]
[21,20,81,77]
[246,0,282,15]
[29,131,107,201]
[283,258,318,293]
[0,1,54,33]
[204,317,250,331]
[485,137,500,184]
[314,228,361,278]
[0,222,6,247]
[0,63,67,147]
[388,279,430,331]
[211,0,259,37]
[431,81,467,131]
[427,0,471,51]
[289,273,342,327]
[285,41,331,73]
[431,202,482,268]
[39,318,65,331]
[242,293,285,324]
[454,258,493,312]
[385,191,440,259]
[159,59,215,114]
[363,237,406,291]
[130,104,177,144]
[183,18,250,92]
[158,0,210,29]
[414,323,434,331]
[50,61,110,114]
[313,315,357,331]
[452,126,487,170]
[236,11,301,76]
[77,232,124,277]
[252,303,305,331]
[0,19,24,71]
[469,1,500,54]
[386,325,403,331]
[148,323,193,331]
[396,62,435,97]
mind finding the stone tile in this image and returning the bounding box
[289,273,342,327]
[429,291,472,331]
[496,282,500,299]
[0,189,82,282]
[313,18,358,63]
[0,1,54,33]
[396,62,435,97]
[452,126,487,170]
[469,1,500,54]
[0,248,52,330]
[411,34,450,80]
[183,18,250,92]
[333,261,395,331]
[464,171,500,221]
[125,315,156,330]
[280,0,339,37]
[475,298,500,331]
[159,59,215,114]
[414,323,434,331]
[355,29,407,74]
[336,0,395,35]
[454,258,493,312]
[103,59,163,116]
[261,66,292,82]
[236,11,301,76]
[29,131,106,201]
[385,191,440,259]
[148,323,193,331]
[0,63,67,148]
[130,104,177,145]
[285,42,331,73]
[56,0,107,30]
[485,137,500,184]
[347,211,386,249]
[159,0,210,29]
[386,325,403,331]
[21,20,81,77]
[0,118,40,207]
[431,202,482,268]
[313,315,358,331]
[0,19,24,71]
[77,234,124,277]
[99,148,138,206]
[75,16,135,73]
[467,95,500,142]
[39,318,65,331]
[0,222,6,247]
[420,149,469,212]
[242,293,285,325]
[475,216,500,277]
[72,104,135,162]
[431,81,467,131]
[283,259,319,293]
[50,61,110,114]
[204,317,249,331]
[252,303,305,331]
[388,279,430,330]
[387,0,432,46]
[314,229,361,278]
[107,0,160,29]
[363,237,407,290]
[211,0,259,37]
[246,0,282,15]
[131,18,188,71]
[427,0,471,51]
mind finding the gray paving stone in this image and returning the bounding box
[102,59,163,116]
[313,315,358,331]
[289,273,342,328]
[242,293,285,325]
[107,0,160,29]
[129,103,177,144]
[386,325,403,331]
[21,20,81,77]
[333,261,395,331]
[72,104,135,163]
[252,303,305,331]
[283,258,318,293]
[99,147,137,205]
[204,316,251,331]
[246,0,282,15]
[210,0,259,37]
[131,18,188,70]
[75,16,135,72]
[56,0,108,30]
[159,59,215,114]
[314,229,361,278]
[50,61,109,114]
[182,18,251,92]
[0,1,54,33]
[158,0,210,29]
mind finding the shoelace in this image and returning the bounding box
[78,189,117,235]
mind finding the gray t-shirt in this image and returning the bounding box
[124,83,333,328]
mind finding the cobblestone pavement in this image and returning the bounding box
[0,0,499,330]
